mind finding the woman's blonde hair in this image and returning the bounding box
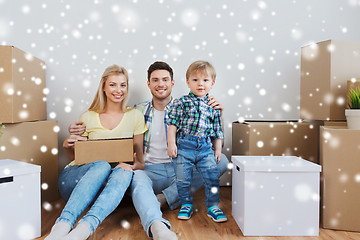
[88,64,130,113]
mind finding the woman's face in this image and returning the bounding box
[103,74,128,104]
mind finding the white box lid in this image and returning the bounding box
[231,156,321,172]
[0,159,41,178]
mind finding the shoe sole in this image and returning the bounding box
[207,214,227,223]
[178,212,192,220]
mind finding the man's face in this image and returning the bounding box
[148,69,174,100]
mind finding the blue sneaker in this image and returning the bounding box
[207,206,227,222]
[178,204,193,220]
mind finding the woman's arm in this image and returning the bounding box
[63,135,88,160]
[132,133,145,170]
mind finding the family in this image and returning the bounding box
[45,61,230,240]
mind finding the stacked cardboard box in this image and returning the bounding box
[0,46,59,203]
[232,40,360,232]
[300,40,360,232]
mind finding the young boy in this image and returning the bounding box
[167,60,227,223]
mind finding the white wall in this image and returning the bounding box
[1,0,360,170]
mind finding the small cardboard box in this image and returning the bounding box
[0,121,59,203]
[320,126,360,232]
[232,156,321,236]
[300,40,360,121]
[0,46,47,123]
[0,159,41,240]
[232,121,319,163]
[74,138,133,165]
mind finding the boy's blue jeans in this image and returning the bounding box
[172,133,220,207]
[57,161,133,233]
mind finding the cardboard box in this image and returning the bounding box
[0,121,59,203]
[300,40,360,121]
[320,126,360,231]
[232,156,321,236]
[0,46,46,123]
[0,159,41,240]
[74,138,133,165]
[232,121,319,163]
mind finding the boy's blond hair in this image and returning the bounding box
[186,60,216,81]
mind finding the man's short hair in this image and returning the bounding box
[147,61,174,81]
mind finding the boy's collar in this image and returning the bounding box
[189,91,209,101]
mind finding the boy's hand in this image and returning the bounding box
[68,121,86,135]
[167,144,178,158]
[214,149,222,164]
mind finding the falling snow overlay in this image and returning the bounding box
[1,0,360,237]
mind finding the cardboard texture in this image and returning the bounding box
[0,121,59,203]
[75,138,133,165]
[0,46,47,123]
[320,126,360,232]
[300,40,360,121]
[232,121,319,163]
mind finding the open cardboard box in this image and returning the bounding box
[74,138,133,165]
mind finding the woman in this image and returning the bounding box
[45,65,147,240]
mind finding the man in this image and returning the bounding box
[68,61,229,240]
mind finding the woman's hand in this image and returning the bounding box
[68,121,86,136]
[63,135,88,149]
[115,162,134,171]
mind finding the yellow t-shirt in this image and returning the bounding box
[66,108,147,167]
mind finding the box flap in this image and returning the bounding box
[231,156,321,172]
[0,159,41,178]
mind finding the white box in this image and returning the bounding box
[231,156,321,236]
[0,159,41,240]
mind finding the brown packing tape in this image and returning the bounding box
[74,138,134,165]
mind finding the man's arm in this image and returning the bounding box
[132,134,145,170]
[68,121,86,135]
[167,125,178,158]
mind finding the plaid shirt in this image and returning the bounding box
[134,98,174,153]
[167,92,224,140]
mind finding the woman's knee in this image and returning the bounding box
[90,161,112,175]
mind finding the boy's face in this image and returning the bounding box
[186,70,214,98]
[148,69,174,101]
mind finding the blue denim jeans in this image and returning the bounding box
[130,153,228,237]
[57,161,133,233]
[173,133,220,207]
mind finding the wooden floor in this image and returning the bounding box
[37,187,360,240]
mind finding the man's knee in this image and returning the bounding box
[131,170,152,191]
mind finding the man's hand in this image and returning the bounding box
[207,96,224,114]
[63,135,87,149]
[167,143,178,158]
[68,121,86,135]
[115,162,134,171]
